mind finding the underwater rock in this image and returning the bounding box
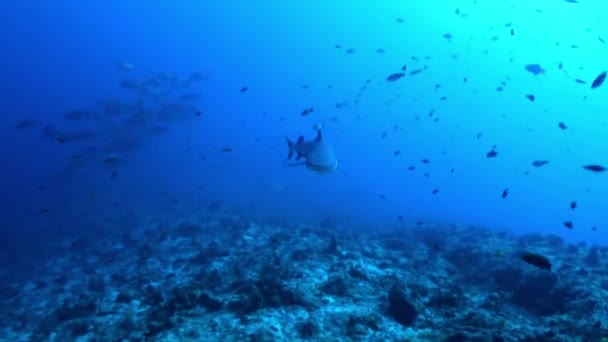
[320,276,350,297]
[510,271,573,316]
[296,320,319,339]
[583,247,600,267]
[387,284,418,327]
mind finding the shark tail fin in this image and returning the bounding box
[287,136,305,159]
[286,138,295,159]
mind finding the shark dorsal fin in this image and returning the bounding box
[315,129,322,141]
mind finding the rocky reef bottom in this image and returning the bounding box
[1,213,607,341]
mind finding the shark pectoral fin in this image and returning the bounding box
[338,166,351,178]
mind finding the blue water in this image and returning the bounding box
[1,1,608,339]
[3,1,607,245]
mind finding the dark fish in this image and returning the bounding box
[397,215,404,221]
[196,111,202,116]
[336,102,346,109]
[56,137,66,144]
[376,48,385,54]
[346,48,355,54]
[510,28,514,36]
[35,209,49,216]
[525,94,535,102]
[387,72,405,82]
[501,188,509,199]
[583,165,607,172]
[432,189,439,194]
[599,37,606,43]
[486,149,498,158]
[532,160,549,167]
[591,71,606,89]
[393,150,400,156]
[524,64,545,75]
[240,86,248,93]
[521,252,552,270]
[575,79,586,84]
[409,68,424,75]
[564,0,578,3]
[443,33,453,40]
[570,201,577,210]
[407,166,415,170]
[301,107,314,116]
[14,119,39,130]
[381,132,387,138]
[421,159,430,164]
[110,171,118,179]
[221,147,233,153]
[395,18,404,23]
[558,122,568,130]
[401,65,407,71]
[379,194,386,200]
[564,221,574,229]
[502,188,508,199]
[476,133,483,139]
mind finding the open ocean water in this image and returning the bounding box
[1,1,608,341]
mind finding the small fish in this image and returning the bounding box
[443,33,453,40]
[401,65,407,71]
[407,166,415,171]
[558,122,568,130]
[35,209,49,216]
[575,79,586,84]
[501,188,508,199]
[532,160,549,167]
[564,0,578,3]
[346,48,355,54]
[591,71,606,89]
[409,68,424,75]
[395,18,404,23]
[381,132,388,138]
[14,119,39,130]
[56,137,66,144]
[521,252,551,270]
[570,201,577,210]
[524,64,545,76]
[432,189,439,194]
[583,165,607,172]
[387,72,405,82]
[110,171,118,179]
[221,147,233,153]
[397,215,404,221]
[376,48,385,54]
[240,86,248,93]
[196,111,202,116]
[393,150,400,156]
[379,194,386,200]
[564,221,574,229]
[525,94,535,102]
[510,28,514,36]
[301,107,314,116]
[421,159,430,164]
[486,149,498,158]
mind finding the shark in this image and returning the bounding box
[286,129,339,173]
